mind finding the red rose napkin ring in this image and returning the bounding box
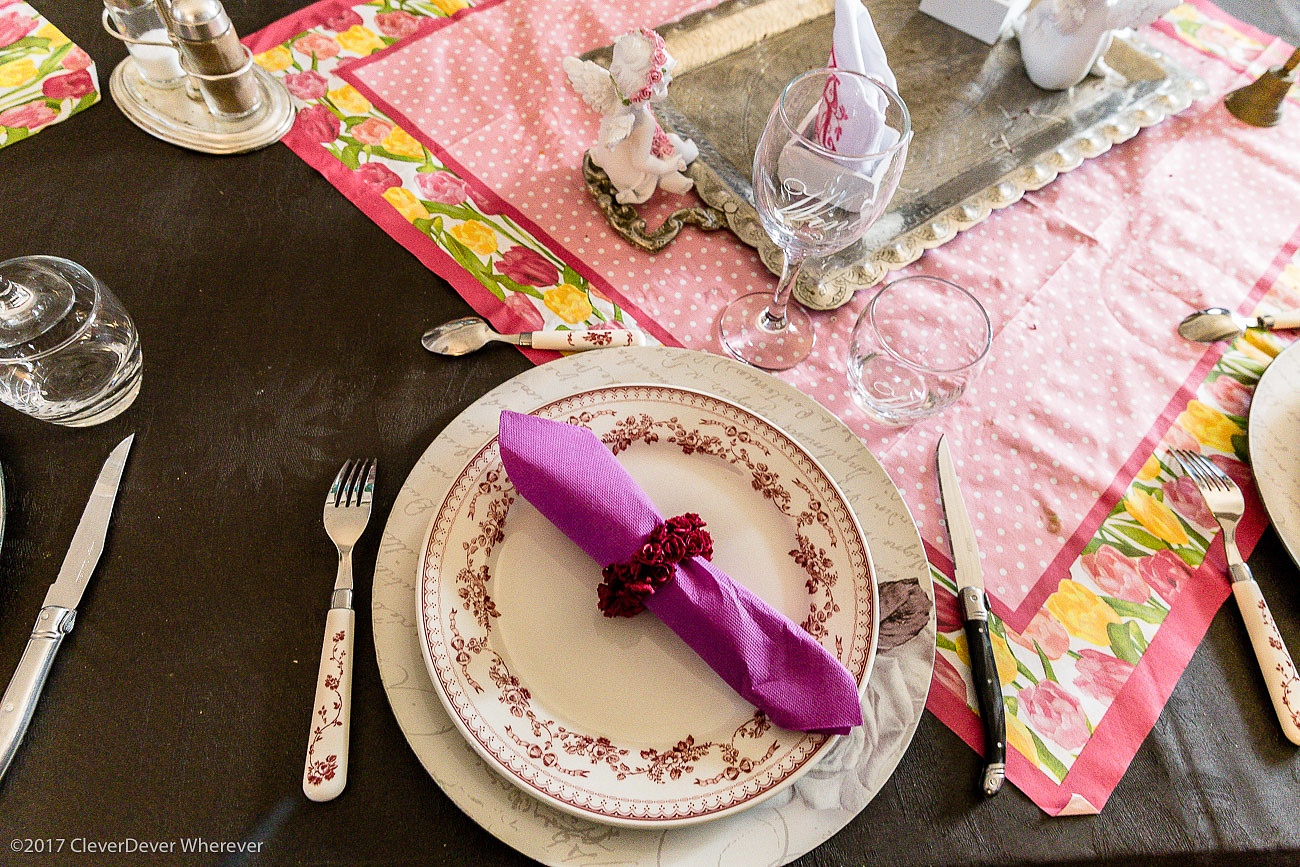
[598,513,713,617]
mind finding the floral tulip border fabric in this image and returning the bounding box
[245,0,1300,817]
[929,247,1300,813]
[0,2,99,150]
[243,0,672,355]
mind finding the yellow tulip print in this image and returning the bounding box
[1242,328,1283,358]
[1175,400,1241,453]
[336,25,385,56]
[448,220,498,256]
[429,0,470,15]
[1123,489,1190,546]
[1006,712,1036,760]
[382,187,429,223]
[544,284,595,324]
[253,45,294,72]
[381,127,425,159]
[954,628,1017,689]
[991,632,1019,687]
[327,84,371,116]
[1045,580,1120,646]
[1136,455,1161,482]
[35,23,69,46]
[0,59,39,88]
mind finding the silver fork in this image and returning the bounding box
[1172,449,1300,744]
[303,459,376,801]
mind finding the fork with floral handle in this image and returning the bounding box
[1172,449,1300,744]
[303,459,376,800]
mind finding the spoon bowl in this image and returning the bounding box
[1178,307,1249,343]
[422,316,500,356]
[1178,306,1300,344]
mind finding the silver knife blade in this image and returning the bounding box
[42,434,133,611]
[936,433,1005,796]
[937,435,983,593]
[0,435,133,783]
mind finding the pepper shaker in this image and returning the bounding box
[166,0,261,119]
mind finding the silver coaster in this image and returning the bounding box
[108,58,295,155]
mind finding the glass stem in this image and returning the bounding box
[761,251,807,332]
[0,275,32,315]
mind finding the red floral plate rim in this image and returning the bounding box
[415,384,878,827]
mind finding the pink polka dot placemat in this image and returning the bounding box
[247,0,1300,816]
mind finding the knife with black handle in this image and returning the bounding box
[937,435,1005,796]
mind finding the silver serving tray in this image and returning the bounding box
[583,0,1208,309]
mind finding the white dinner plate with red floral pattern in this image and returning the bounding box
[415,384,878,828]
[1249,339,1300,569]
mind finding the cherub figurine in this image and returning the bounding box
[1019,0,1177,90]
[563,28,699,205]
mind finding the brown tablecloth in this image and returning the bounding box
[0,0,1297,863]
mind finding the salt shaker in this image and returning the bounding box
[167,0,261,119]
[103,0,186,88]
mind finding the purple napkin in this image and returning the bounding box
[497,410,863,735]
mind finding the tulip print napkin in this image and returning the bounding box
[497,409,864,735]
[0,3,99,150]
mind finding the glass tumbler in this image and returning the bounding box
[0,256,143,427]
[848,276,991,425]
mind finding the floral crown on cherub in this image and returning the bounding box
[610,28,670,106]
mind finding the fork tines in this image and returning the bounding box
[1170,449,1234,491]
[328,459,377,508]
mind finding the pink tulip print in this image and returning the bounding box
[495,246,559,288]
[294,32,340,60]
[0,100,56,131]
[417,171,470,205]
[284,70,330,101]
[0,10,36,48]
[375,10,420,39]
[1019,681,1089,751]
[1073,649,1136,704]
[1138,549,1189,602]
[1209,374,1252,417]
[1007,609,1070,660]
[502,291,546,331]
[296,104,342,143]
[354,161,402,193]
[1079,544,1151,603]
[1162,475,1215,528]
[42,70,95,100]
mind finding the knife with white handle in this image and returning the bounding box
[0,434,133,784]
[937,435,1006,797]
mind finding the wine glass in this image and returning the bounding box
[719,68,911,370]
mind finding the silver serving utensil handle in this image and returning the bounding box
[0,606,75,783]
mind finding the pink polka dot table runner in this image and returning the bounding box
[246,0,1300,816]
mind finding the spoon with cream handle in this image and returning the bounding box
[422,316,645,356]
[1177,307,1300,343]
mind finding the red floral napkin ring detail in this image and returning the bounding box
[598,513,713,617]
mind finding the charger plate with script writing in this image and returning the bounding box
[416,384,878,827]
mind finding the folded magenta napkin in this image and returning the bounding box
[497,409,863,735]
